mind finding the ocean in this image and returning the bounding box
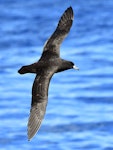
[0,0,113,149]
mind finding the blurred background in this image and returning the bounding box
[0,0,113,149]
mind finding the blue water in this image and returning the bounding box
[0,0,113,149]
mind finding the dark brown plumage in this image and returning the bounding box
[18,7,79,140]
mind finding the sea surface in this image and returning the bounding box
[0,0,113,150]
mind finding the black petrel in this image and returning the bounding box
[18,7,79,140]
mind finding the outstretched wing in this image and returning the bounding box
[42,7,74,57]
[28,101,47,140]
[28,71,54,140]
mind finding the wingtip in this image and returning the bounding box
[28,137,31,141]
[65,6,74,20]
[27,101,47,140]
[27,130,32,141]
[61,6,74,21]
[68,6,73,10]
[67,6,73,12]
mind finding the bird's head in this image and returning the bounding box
[67,61,79,70]
[57,60,79,73]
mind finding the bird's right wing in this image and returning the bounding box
[28,71,54,140]
[42,7,74,57]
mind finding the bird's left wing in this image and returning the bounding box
[28,70,54,140]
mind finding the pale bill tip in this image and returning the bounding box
[73,65,79,70]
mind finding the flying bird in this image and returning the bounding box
[18,6,79,140]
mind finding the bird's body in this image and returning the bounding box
[18,7,79,140]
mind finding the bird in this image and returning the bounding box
[18,6,79,141]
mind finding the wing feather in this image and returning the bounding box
[28,101,47,140]
[27,71,54,140]
[43,7,74,56]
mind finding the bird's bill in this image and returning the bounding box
[73,65,79,70]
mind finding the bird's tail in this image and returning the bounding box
[18,64,37,74]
